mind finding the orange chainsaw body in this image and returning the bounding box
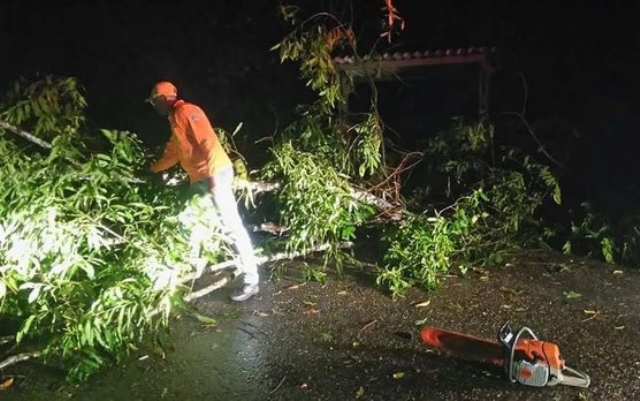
[514,338,564,373]
[420,324,590,388]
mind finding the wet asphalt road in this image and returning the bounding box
[2,251,639,400]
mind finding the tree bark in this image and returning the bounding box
[239,180,402,217]
[0,120,52,149]
[0,336,15,346]
[0,351,42,370]
[182,241,353,301]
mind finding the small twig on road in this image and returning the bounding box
[581,311,600,323]
[358,319,378,338]
[285,282,307,290]
[269,375,287,396]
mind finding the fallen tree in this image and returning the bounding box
[0,73,565,383]
[0,240,354,372]
[0,71,399,379]
[0,118,403,218]
[0,4,586,382]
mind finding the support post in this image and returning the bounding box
[478,67,491,120]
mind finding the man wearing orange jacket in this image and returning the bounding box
[147,81,259,302]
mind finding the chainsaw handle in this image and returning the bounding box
[505,326,538,383]
[507,326,591,388]
[556,365,591,388]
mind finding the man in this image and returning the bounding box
[147,81,259,302]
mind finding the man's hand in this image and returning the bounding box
[162,172,184,186]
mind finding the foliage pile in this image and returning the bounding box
[2,2,636,383]
[263,142,374,257]
[264,5,388,271]
[268,2,640,295]
[378,120,561,294]
[0,78,234,380]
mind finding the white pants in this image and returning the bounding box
[187,167,259,285]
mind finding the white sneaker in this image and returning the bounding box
[230,283,259,302]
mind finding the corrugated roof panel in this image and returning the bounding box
[332,46,496,65]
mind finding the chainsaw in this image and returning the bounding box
[420,322,591,388]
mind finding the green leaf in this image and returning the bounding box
[28,285,42,304]
[192,312,217,326]
[17,315,37,343]
[83,263,95,279]
[84,320,94,346]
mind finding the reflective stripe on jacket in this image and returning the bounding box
[150,100,232,182]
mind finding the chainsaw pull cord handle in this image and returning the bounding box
[506,326,538,383]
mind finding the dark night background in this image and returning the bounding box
[1,0,639,216]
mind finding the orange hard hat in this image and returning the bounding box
[147,81,177,102]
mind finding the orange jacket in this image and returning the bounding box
[150,100,232,182]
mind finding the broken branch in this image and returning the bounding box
[240,179,402,217]
[0,120,52,149]
[183,241,354,301]
[183,275,231,302]
[0,122,402,217]
[0,351,42,370]
[0,336,15,347]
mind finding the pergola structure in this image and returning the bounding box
[333,46,497,118]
